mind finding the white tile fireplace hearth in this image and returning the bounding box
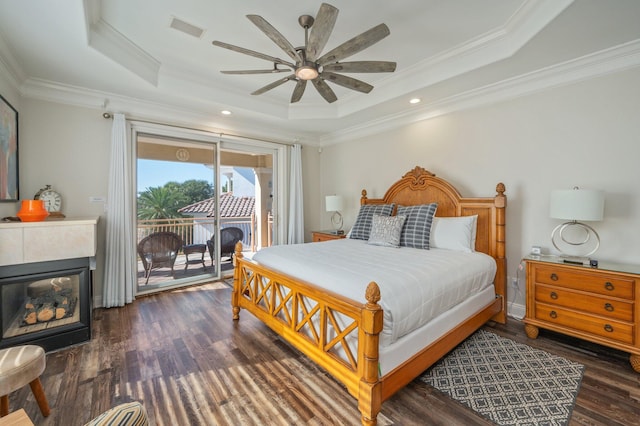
[0,217,98,351]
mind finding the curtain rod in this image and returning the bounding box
[102,112,300,147]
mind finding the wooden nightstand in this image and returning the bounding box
[311,230,346,242]
[524,255,640,372]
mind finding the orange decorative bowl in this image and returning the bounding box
[16,200,50,222]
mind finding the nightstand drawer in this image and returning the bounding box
[534,265,634,299]
[312,231,346,242]
[535,284,634,322]
[536,303,634,345]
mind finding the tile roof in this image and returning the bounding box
[178,193,254,218]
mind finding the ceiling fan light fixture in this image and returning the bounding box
[295,64,319,80]
[214,3,395,103]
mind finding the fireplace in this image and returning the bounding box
[0,217,98,351]
[0,257,92,351]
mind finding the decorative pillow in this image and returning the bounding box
[85,401,149,426]
[396,203,438,249]
[349,204,395,240]
[367,215,407,248]
[430,215,478,253]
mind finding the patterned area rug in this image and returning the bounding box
[420,330,584,426]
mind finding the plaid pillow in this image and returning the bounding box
[397,203,438,249]
[349,204,395,240]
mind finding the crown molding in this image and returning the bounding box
[19,77,312,144]
[0,33,26,90]
[339,0,574,117]
[83,0,160,86]
[320,39,640,146]
[15,38,640,147]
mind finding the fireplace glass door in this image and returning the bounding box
[0,257,92,351]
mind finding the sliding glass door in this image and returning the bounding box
[131,122,286,295]
[133,125,220,294]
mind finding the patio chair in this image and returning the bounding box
[207,227,244,266]
[137,232,183,284]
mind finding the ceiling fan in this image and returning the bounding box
[212,3,396,104]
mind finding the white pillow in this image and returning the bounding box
[429,215,478,253]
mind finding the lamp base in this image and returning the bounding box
[330,211,343,233]
[551,220,600,258]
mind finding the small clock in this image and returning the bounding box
[35,185,65,218]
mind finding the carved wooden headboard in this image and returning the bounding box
[361,166,507,322]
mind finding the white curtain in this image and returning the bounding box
[287,143,304,244]
[102,113,137,307]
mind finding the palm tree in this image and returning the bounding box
[137,186,185,220]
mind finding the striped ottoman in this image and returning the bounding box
[85,401,149,426]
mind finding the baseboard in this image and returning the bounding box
[93,295,103,309]
[507,302,525,321]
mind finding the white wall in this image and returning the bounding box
[318,68,640,316]
[0,98,111,299]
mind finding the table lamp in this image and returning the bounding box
[549,187,604,264]
[325,195,344,234]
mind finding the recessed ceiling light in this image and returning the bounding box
[221,110,232,115]
[409,98,421,104]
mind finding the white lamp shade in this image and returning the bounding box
[325,195,344,212]
[549,188,604,221]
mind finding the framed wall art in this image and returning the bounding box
[0,94,18,201]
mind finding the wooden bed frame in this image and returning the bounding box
[232,166,507,425]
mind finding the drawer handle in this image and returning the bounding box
[550,273,559,281]
[604,303,614,312]
[549,311,558,319]
[550,291,558,300]
[604,281,615,291]
[604,324,614,333]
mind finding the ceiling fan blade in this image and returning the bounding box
[312,78,338,103]
[222,68,290,75]
[212,40,295,68]
[247,15,301,63]
[317,23,391,66]
[322,61,396,73]
[306,3,339,62]
[291,80,307,103]
[251,75,295,95]
[321,72,373,93]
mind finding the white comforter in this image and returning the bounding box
[251,238,496,347]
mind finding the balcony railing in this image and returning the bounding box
[137,215,272,252]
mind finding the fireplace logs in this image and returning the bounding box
[22,278,76,326]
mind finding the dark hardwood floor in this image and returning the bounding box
[8,281,640,425]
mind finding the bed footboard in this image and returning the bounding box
[232,242,384,425]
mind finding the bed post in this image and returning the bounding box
[359,282,383,426]
[360,189,368,205]
[232,241,244,321]
[493,183,507,324]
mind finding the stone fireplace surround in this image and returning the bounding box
[0,218,98,351]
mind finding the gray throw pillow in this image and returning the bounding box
[367,215,407,247]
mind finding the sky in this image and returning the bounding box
[137,159,215,193]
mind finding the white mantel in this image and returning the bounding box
[0,217,98,266]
